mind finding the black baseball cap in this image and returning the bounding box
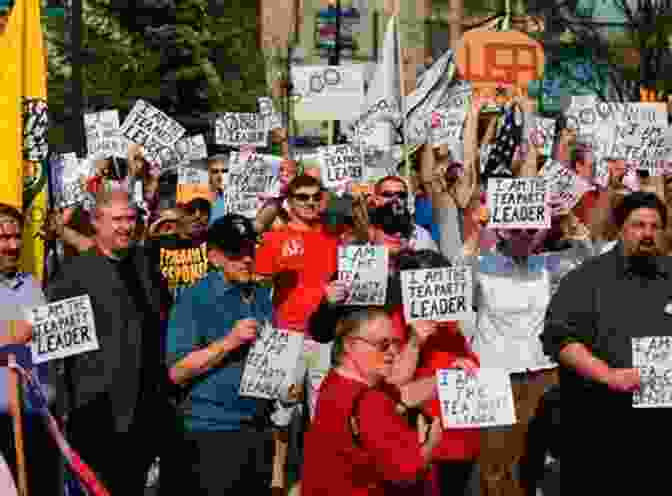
[207,214,257,255]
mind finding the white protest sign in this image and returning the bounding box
[436,368,517,428]
[84,110,125,159]
[158,134,208,171]
[178,163,209,186]
[338,245,388,306]
[613,124,672,175]
[487,177,550,229]
[541,159,592,215]
[224,152,281,218]
[214,113,268,148]
[57,153,90,208]
[401,266,473,323]
[28,295,100,364]
[119,100,186,165]
[566,100,667,134]
[239,323,305,400]
[633,336,672,408]
[318,144,365,189]
[258,97,283,130]
[431,109,466,146]
[292,65,365,121]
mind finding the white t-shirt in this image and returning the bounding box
[472,254,557,373]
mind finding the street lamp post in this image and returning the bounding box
[328,0,341,144]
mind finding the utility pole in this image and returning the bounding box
[67,0,85,156]
[328,0,341,144]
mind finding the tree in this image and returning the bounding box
[529,0,672,101]
[46,0,268,147]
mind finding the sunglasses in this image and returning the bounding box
[349,336,402,353]
[380,191,408,201]
[292,193,322,203]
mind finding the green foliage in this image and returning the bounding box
[46,0,267,142]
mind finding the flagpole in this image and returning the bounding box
[394,15,410,183]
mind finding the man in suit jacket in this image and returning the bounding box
[47,190,171,495]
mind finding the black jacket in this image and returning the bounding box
[47,246,170,432]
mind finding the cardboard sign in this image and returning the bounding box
[258,97,283,130]
[223,152,281,218]
[338,245,389,306]
[456,30,544,99]
[214,113,268,148]
[487,177,550,229]
[615,124,672,175]
[437,368,517,428]
[633,336,672,408]
[159,240,209,292]
[158,134,208,172]
[401,266,473,323]
[84,110,125,159]
[292,65,365,121]
[566,101,667,134]
[119,100,186,165]
[431,108,466,146]
[318,144,365,189]
[57,153,89,208]
[239,323,305,400]
[28,295,100,364]
[541,159,592,215]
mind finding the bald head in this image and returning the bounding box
[91,190,137,256]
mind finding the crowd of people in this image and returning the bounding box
[2,94,672,496]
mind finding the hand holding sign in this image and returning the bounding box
[608,368,641,393]
[230,319,258,348]
[325,280,350,305]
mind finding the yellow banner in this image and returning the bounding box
[0,0,49,281]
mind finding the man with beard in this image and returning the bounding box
[542,191,671,495]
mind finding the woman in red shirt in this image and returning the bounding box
[302,308,443,496]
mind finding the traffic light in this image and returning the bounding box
[640,86,660,102]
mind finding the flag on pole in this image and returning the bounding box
[0,0,50,281]
[347,15,402,150]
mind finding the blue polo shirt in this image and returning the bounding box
[166,271,273,431]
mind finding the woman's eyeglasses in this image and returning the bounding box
[380,191,408,201]
[349,336,402,353]
[292,193,322,203]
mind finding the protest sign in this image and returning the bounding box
[214,113,268,148]
[431,108,466,146]
[318,144,365,189]
[158,239,209,293]
[633,336,672,408]
[84,110,125,159]
[338,245,388,306]
[613,124,672,175]
[223,152,281,218]
[566,101,667,133]
[56,153,90,208]
[436,368,517,428]
[487,177,550,229]
[401,266,473,323]
[541,159,592,215]
[239,322,304,400]
[292,65,365,121]
[158,134,208,172]
[119,100,186,165]
[28,295,99,364]
[258,97,283,130]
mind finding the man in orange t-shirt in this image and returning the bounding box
[255,175,341,419]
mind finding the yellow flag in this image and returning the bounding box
[0,0,49,281]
